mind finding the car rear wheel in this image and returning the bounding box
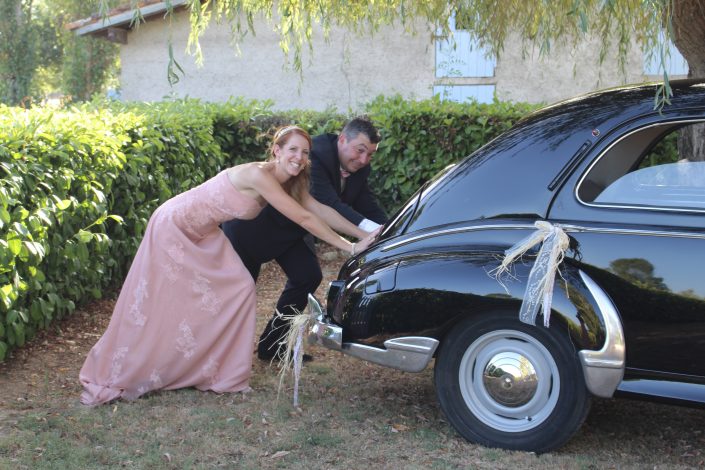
[434,310,591,453]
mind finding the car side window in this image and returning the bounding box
[579,121,705,211]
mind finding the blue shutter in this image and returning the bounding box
[433,85,495,104]
[434,13,497,103]
[435,25,496,78]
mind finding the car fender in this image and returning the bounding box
[334,251,598,342]
[330,249,624,396]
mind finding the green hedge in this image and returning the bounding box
[366,96,535,210]
[0,96,535,361]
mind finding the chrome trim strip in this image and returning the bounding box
[342,337,439,373]
[307,313,439,372]
[576,118,705,214]
[306,296,439,372]
[559,224,705,240]
[580,201,705,215]
[381,222,705,252]
[578,270,625,398]
[382,223,536,251]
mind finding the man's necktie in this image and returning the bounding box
[340,168,350,192]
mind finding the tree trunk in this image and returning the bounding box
[0,0,34,106]
[672,0,705,78]
[678,124,705,162]
[672,1,705,161]
[9,2,25,103]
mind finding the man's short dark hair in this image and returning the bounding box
[342,116,382,144]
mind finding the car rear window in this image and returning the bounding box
[579,120,705,212]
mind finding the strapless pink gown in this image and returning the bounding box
[80,170,263,405]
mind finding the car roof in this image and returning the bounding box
[405,80,705,233]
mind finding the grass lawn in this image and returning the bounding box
[1,251,703,469]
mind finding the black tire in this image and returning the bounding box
[434,310,591,453]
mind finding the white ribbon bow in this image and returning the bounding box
[493,221,570,327]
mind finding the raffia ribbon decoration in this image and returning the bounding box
[492,221,570,327]
[275,307,314,407]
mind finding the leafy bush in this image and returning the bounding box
[0,105,129,358]
[0,96,534,361]
[366,95,536,210]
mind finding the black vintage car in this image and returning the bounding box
[308,79,705,453]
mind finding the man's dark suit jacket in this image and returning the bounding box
[309,133,387,226]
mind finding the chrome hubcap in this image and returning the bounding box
[482,352,538,407]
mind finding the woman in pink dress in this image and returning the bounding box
[80,126,377,406]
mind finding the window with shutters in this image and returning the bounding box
[434,13,496,104]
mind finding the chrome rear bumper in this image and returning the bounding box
[306,294,439,373]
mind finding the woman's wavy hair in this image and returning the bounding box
[267,125,312,204]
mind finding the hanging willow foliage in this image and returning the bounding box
[99,0,698,110]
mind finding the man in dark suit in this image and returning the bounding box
[222,117,388,361]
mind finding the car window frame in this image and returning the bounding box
[575,118,705,216]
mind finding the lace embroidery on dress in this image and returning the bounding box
[163,241,185,283]
[192,186,228,231]
[210,187,226,216]
[150,369,163,387]
[136,369,164,396]
[177,196,213,238]
[201,356,220,385]
[192,272,222,316]
[213,185,251,221]
[108,347,129,385]
[175,319,197,359]
[128,278,148,326]
[168,175,257,236]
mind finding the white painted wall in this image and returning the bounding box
[115,10,675,109]
[119,13,436,111]
[495,33,645,104]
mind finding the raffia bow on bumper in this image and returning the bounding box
[491,221,570,327]
[276,301,317,407]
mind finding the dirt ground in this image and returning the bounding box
[1,250,704,469]
[0,250,341,405]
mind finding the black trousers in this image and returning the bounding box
[256,237,321,356]
[222,207,322,358]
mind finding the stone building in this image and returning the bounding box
[69,0,688,110]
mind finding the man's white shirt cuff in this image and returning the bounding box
[358,219,381,232]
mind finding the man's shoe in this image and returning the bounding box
[257,350,277,362]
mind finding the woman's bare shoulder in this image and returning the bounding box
[227,162,269,186]
[226,162,274,202]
